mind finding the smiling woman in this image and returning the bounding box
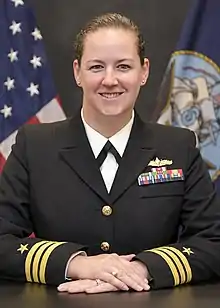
[73,13,149,137]
[0,12,220,295]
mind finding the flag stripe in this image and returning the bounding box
[27,116,40,125]
[36,97,66,123]
[0,130,18,159]
[0,153,6,173]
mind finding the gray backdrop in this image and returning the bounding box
[28,0,192,121]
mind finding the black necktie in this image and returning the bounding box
[96,140,121,167]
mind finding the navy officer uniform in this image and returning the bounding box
[0,110,220,289]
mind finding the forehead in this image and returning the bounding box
[82,28,138,60]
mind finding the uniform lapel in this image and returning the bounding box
[59,113,110,203]
[110,114,156,203]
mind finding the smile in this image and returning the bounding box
[99,92,124,99]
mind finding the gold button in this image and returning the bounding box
[101,241,110,252]
[102,205,112,216]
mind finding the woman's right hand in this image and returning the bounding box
[67,253,149,291]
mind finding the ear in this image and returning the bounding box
[141,57,150,86]
[73,59,81,86]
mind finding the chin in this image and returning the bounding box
[100,107,125,117]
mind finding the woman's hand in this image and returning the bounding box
[67,253,149,291]
[58,276,150,294]
[58,279,118,294]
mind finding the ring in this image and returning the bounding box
[95,279,101,286]
[111,271,118,277]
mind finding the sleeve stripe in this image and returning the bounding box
[32,242,55,283]
[163,246,192,283]
[39,242,66,284]
[157,248,186,284]
[149,248,180,286]
[25,241,50,282]
[25,241,66,284]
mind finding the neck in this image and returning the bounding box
[82,109,133,138]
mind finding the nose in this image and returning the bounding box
[102,69,118,86]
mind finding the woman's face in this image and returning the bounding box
[73,28,149,120]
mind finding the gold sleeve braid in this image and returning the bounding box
[25,241,66,283]
[145,246,192,286]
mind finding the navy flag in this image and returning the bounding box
[157,0,220,192]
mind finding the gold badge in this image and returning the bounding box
[17,244,29,254]
[148,157,173,167]
[182,247,194,256]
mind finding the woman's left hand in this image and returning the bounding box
[58,279,118,294]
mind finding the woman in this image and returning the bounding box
[0,12,220,294]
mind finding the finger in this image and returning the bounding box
[120,254,136,261]
[57,279,96,293]
[100,258,145,291]
[126,266,149,290]
[125,271,150,291]
[99,272,129,291]
[112,270,148,292]
[103,271,148,292]
[129,262,150,290]
[85,282,118,294]
[118,259,149,290]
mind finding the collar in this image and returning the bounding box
[81,109,134,158]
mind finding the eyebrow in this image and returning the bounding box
[86,58,134,64]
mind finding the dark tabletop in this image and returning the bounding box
[0,280,219,308]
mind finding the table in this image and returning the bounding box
[0,280,219,308]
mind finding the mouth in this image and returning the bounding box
[98,92,124,99]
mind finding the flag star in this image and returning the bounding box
[31,28,43,41]
[27,82,40,96]
[11,0,24,7]
[182,247,194,256]
[4,77,15,91]
[9,20,22,35]
[8,49,18,62]
[0,105,13,119]
[17,244,29,254]
[30,55,42,69]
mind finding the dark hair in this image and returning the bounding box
[74,13,145,65]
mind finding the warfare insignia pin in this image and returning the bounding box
[148,157,173,167]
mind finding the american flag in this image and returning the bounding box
[0,0,66,173]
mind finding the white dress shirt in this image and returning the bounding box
[81,110,134,192]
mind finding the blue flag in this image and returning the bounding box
[157,0,220,192]
[0,0,65,172]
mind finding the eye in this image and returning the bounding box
[89,64,104,71]
[117,64,131,70]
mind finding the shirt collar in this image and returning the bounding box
[81,109,134,158]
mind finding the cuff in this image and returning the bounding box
[65,251,87,280]
[44,242,86,285]
[136,246,192,289]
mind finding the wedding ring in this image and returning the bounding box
[95,279,101,286]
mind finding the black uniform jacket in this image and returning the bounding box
[0,112,220,289]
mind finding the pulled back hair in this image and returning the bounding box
[74,13,146,65]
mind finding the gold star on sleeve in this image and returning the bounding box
[17,244,29,254]
[182,247,194,256]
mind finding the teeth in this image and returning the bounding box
[100,93,122,98]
